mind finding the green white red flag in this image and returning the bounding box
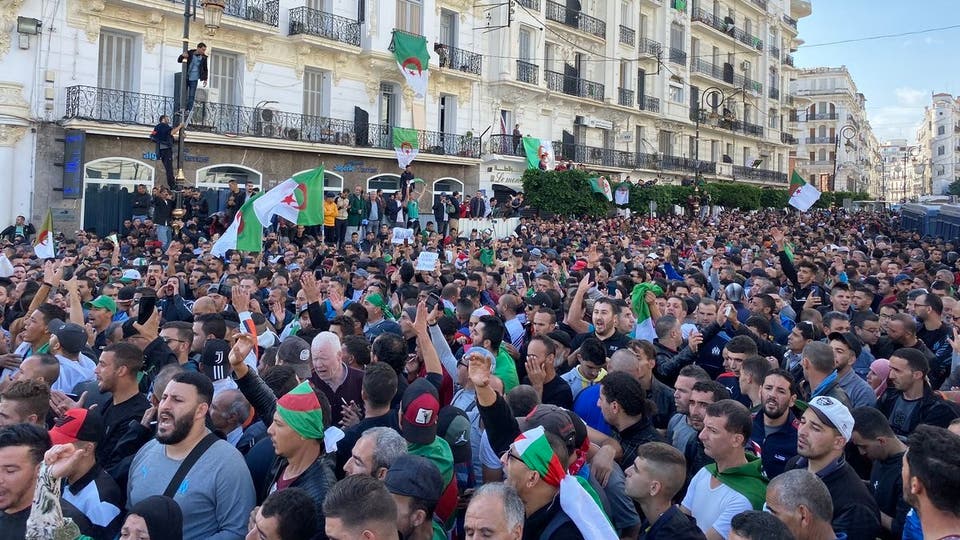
[34,210,55,259]
[392,31,430,98]
[253,167,325,226]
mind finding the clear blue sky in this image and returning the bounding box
[794,1,960,143]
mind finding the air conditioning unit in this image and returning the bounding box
[284,128,301,141]
[740,60,751,72]
[717,162,733,176]
[259,107,279,123]
[195,86,220,104]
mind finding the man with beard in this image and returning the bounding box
[902,425,960,540]
[128,371,255,540]
[50,342,149,482]
[682,381,730,481]
[749,369,798,479]
[570,298,631,358]
[913,293,953,389]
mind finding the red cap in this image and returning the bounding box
[49,408,104,445]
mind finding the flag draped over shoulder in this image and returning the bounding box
[588,176,613,202]
[393,127,420,168]
[522,136,555,169]
[253,167,325,226]
[788,170,820,212]
[392,31,430,98]
[34,210,54,259]
[212,193,263,256]
[631,282,664,341]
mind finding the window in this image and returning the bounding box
[938,125,946,136]
[439,94,457,137]
[210,50,241,106]
[367,174,400,193]
[619,60,629,89]
[99,31,138,92]
[639,13,648,39]
[303,69,330,118]
[519,28,533,62]
[711,140,720,162]
[380,82,398,126]
[439,10,456,46]
[658,131,673,155]
[397,0,422,34]
[85,158,153,185]
[938,146,945,156]
[688,136,696,160]
[768,108,778,129]
[670,22,684,51]
[668,84,684,103]
[544,43,556,71]
[818,149,826,161]
[196,164,263,189]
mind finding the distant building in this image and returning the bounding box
[916,93,960,196]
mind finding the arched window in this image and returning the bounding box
[196,164,263,189]
[432,177,464,209]
[367,174,400,194]
[84,158,154,186]
[293,169,344,199]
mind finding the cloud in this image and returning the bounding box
[894,87,927,107]
[923,36,943,46]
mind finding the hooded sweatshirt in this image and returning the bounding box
[704,454,769,510]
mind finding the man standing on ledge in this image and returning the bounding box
[177,42,208,113]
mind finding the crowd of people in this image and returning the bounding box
[0,197,959,540]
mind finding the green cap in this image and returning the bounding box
[84,295,117,314]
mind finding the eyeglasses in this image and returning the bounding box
[161,337,186,345]
[501,449,524,464]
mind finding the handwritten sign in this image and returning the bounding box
[391,228,414,244]
[416,251,439,272]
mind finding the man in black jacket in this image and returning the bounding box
[130,184,152,222]
[150,115,182,190]
[878,348,960,437]
[153,188,174,248]
[177,42,208,112]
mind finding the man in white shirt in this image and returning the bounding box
[47,319,96,393]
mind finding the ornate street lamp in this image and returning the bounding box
[201,0,227,37]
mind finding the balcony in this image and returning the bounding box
[713,116,765,137]
[662,155,717,174]
[783,54,795,67]
[668,47,687,65]
[619,25,636,46]
[769,87,779,100]
[64,85,481,158]
[544,70,604,102]
[691,58,725,81]
[288,7,360,47]
[733,165,788,184]
[518,0,541,9]
[618,87,634,107]
[544,1,606,39]
[781,133,798,145]
[691,59,762,93]
[808,112,838,121]
[639,95,661,113]
[691,8,763,51]
[783,15,797,31]
[170,0,278,26]
[806,136,837,144]
[435,43,482,76]
[555,143,637,168]
[747,0,767,10]
[638,38,663,57]
[516,60,539,85]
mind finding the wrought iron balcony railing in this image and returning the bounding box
[639,95,660,112]
[668,47,687,65]
[618,25,635,45]
[488,134,525,156]
[638,37,663,56]
[712,116,765,137]
[555,143,637,169]
[435,43,482,75]
[288,7,360,46]
[64,85,480,158]
[783,15,797,30]
[769,45,780,58]
[618,87,634,107]
[733,165,788,183]
[544,1,606,38]
[544,70,604,101]
[661,155,717,174]
[691,8,763,50]
[170,0,279,25]
[806,136,837,144]
[518,0,541,10]
[783,54,795,67]
[769,86,779,100]
[808,112,838,120]
[692,58,724,80]
[781,133,798,145]
[516,60,539,85]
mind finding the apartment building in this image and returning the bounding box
[880,139,923,203]
[787,66,881,194]
[916,93,960,196]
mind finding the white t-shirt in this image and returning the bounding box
[52,353,97,394]
[681,467,753,539]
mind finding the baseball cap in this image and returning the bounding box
[49,407,104,445]
[400,378,440,445]
[570,260,587,272]
[437,406,471,464]
[353,269,370,279]
[120,269,142,283]
[527,292,554,311]
[85,295,117,314]
[546,330,572,350]
[646,253,660,260]
[48,319,87,355]
[894,274,913,284]
[529,248,542,258]
[807,395,854,442]
[277,336,312,379]
[522,404,577,451]
[828,332,863,359]
[384,455,444,504]
[201,339,232,381]
[512,248,524,257]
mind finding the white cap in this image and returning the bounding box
[121,269,142,281]
[808,396,854,442]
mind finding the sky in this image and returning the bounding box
[794,0,960,143]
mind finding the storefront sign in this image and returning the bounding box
[142,148,210,163]
[62,130,85,199]
[333,160,379,174]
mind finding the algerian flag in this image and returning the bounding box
[393,127,420,168]
[521,136,555,169]
[513,427,617,540]
[631,282,663,341]
[392,31,430,98]
[788,170,820,212]
[588,176,613,202]
[253,167,325,226]
[614,182,630,205]
[34,209,55,259]
[212,193,263,256]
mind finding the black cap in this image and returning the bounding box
[201,339,232,381]
[384,455,444,504]
[828,331,863,359]
[546,330,572,350]
[527,292,554,311]
[437,406,471,463]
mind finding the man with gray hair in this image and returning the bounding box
[311,331,364,426]
[464,482,525,540]
[764,469,842,540]
[343,426,407,480]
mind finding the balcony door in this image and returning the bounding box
[439,94,458,154]
[98,30,141,123]
[439,10,457,47]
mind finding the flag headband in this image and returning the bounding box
[276,381,325,440]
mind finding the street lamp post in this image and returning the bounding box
[833,124,857,192]
[694,87,724,184]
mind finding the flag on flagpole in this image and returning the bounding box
[788,170,821,212]
[521,137,555,169]
[34,210,55,259]
[212,193,264,256]
[631,282,664,341]
[253,167,325,226]
[391,31,430,98]
[393,127,420,169]
[588,175,613,202]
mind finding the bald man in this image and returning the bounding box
[192,296,218,315]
